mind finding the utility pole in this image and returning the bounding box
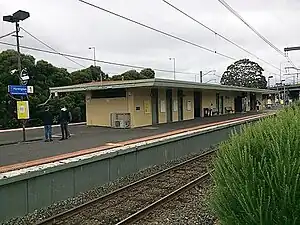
[15,22,26,142]
[89,47,102,85]
[4,10,30,142]
[200,71,203,83]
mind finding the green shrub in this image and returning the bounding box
[211,106,300,225]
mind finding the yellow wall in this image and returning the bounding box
[183,90,194,120]
[130,88,152,128]
[85,87,261,128]
[158,88,167,124]
[221,91,236,113]
[86,93,128,127]
[172,89,179,122]
[202,91,216,116]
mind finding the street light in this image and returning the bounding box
[88,46,103,84]
[3,10,30,142]
[88,47,96,67]
[169,57,176,80]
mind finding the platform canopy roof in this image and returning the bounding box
[50,78,277,94]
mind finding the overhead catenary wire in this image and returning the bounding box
[162,0,281,71]
[0,31,16,39]
[77,0,235,61]
[20,27,86,68]
[0,41,201,76]
[216,0,297,68]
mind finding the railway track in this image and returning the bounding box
[35,149,216,225]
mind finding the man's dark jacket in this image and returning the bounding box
[43,111,53,126]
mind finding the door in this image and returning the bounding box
[220,96,224,114]
[166,89,173,122]
[178,90,184,121]
[234,96,243,112]
[194,91,201,118]
[151,88,159,125]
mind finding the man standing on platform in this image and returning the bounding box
[43,106,53,142]
[59,106,71,140]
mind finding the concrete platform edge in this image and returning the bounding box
[0,113,271,186]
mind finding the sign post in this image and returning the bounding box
[8,85,33,142]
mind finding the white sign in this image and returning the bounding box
[187,100,192,111]
[173,100,178,112]
[160,100,166,113]
[27,86,34,94]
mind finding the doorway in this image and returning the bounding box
[178,90,184,121]
[234,96,243,112]
[166,89,173,122]
[220,96,224,114]
[151,88,159,125]
[194,91,202,118]
[250,93,256,111]
[216,93,220,115]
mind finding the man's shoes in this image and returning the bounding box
[45,139,49,142]
[59,138,65,141]
[50,139,53,142]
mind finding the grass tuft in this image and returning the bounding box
[211,106,300,225]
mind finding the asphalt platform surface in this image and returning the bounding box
[0,113,260,167]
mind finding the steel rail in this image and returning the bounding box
[35,149,216,225]
[116,171,213,225]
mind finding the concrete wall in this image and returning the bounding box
[0,115,269,223]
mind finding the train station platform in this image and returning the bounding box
[0,112,266,170]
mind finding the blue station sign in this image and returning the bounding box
[8,85,28,96]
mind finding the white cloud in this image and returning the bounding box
[1,0,300,85]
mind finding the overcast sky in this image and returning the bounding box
[1,0,300,85]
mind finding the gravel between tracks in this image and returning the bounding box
[2,147,216,225]
[133,177,216,225]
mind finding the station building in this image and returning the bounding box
[50,78,274,128]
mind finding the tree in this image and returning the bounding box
[140,68,155,79]
[70,66,109,85]
[220,59,267,89]
[111,68,155,81]
[0,49,158,129]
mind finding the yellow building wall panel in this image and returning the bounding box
[221,91,237,113]
[172,89,179,122]
[183,90,194,120]
[86,97,128,127]
[131,88,152,128]
[202,91,216,116]
[158,89,167,124]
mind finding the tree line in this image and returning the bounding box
[0,50,155,129]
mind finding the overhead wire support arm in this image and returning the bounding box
[78,0,235,61]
